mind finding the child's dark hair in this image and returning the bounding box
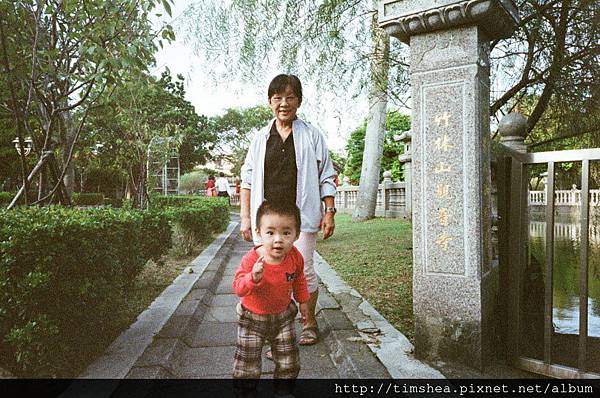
[256,200,301,232]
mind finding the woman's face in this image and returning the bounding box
[268,85,300,125]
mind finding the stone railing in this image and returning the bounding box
[335,175,408,218]
[529,188,600,206]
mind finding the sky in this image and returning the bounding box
[149,0,369,154]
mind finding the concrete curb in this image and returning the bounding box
[126,229,238,378]
[314,285,391,378]
[60,221,238,397]
[314,252,445,379]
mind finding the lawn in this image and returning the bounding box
[316,214,415,342]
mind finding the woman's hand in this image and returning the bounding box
[320,212,335,240]
[240,216,253,241]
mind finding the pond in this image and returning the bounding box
[528,219,600,338]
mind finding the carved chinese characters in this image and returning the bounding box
[423,82,465,275]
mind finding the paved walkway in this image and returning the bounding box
[125,221,390,379]
[69,214,445,398]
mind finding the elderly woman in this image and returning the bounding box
[240,74,337,347]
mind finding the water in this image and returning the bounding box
[528,220,600,337]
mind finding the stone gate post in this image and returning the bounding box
[379,0,519,368]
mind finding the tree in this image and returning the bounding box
[491,0,599,143]
[329,151,346,177]
[184,0,407,219]
[0,0,175,208]
[208,105,273,176]
[344,111,410,185]
[83,72,214,207]
[353,4,389,221]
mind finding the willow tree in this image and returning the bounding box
[183,0,409,220]
[0,0,175,208]
[353,2,390,221]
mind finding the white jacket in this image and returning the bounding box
[241,118,336,234]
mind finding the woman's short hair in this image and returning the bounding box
[268,74,302,104]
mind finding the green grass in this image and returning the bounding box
[316,214,415,342]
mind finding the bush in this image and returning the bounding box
[0,191,38,206]
[179,171,208,194]
[104,197,124,208]
[0,206,172,376]
[72,192,104,206]
[151,195,230,255]
[0,192,12,205]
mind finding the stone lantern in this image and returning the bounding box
[394,130,412,219]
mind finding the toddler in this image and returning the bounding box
[232,201,309,397]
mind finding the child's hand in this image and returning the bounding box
[252,256,264,283]
[299,303,309,322]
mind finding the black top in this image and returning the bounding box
[264,122,297,205]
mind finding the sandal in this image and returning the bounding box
[298,325,319,345]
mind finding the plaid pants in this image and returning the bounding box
[233,301,300,379]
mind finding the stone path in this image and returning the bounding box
[68,213,448,398]
[124,220,390,379]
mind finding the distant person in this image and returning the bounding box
[240,74,337,348]
[235,178,241,195]
[205,175,216,197]
[215,172,231,203]
[232,201,308,397]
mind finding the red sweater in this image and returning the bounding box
[232,245,310,314]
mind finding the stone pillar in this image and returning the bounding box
[382,170,393,216]
[379,0,519,369]
[498,112,528,154]
[343,176,350,211]
[396,130,412,219]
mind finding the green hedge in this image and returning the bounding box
[0,192,12,205]
[0,191,38,206]
[104,197,124,208]
[72,192,104,206]
[0,207,171,376]
[151,195,230,255]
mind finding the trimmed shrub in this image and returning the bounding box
[104,197,124,208]
[0,191,37,206]
[0,206,171,376]
[179,170,208,194]
[72,192,104,206]
[151,195,230,255]
[0,192,12,205]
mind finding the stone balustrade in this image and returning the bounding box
[335,180,408,218]
[529,188,600,206]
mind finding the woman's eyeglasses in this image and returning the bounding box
[271,96,298,104]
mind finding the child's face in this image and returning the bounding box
[256,213,299,263]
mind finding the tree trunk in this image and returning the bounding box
[352,5,390,221]
[61,110,76,198]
